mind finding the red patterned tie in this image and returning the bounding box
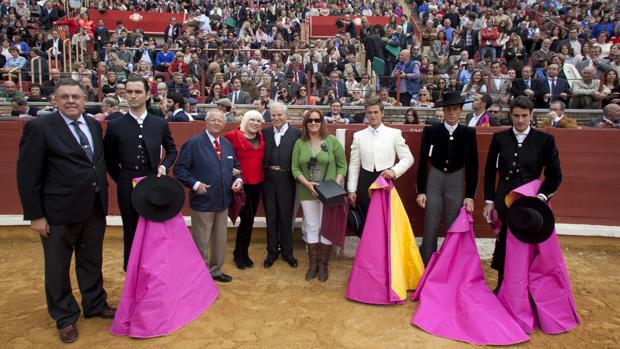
[214,139,221,160]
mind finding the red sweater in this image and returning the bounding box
[54,18,80,36]
[225,129,265,185]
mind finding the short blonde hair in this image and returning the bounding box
[240,110,264,133]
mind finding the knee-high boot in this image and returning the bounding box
[318,243,332,282]
[305,243,319,280]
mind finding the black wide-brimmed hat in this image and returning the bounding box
[434,91,466,108]
[506,196,555,244]
[132,176,185,222]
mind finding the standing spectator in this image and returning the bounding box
[505,33,527,75]
[0,80,24,101]
[262,102,301,269]
[461,69,487,108]
[227,78,252,105]
[431,30,449,63]
[531,39,556,70]
[163,17,182,44]
[510,66,537,101]
[534,63,571,108]
[602,69,620,107]
[390,49,421,106]
[479,19,499,61]
[104,77,178,271]
[292,109,347,282]
[16,79,115,344]
[347,98,414,220]
[487,62,511,106]
[39,1,62,31]
[225,111,265,270]
[174,109,243,283]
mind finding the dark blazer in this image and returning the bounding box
[187,62,205,79]
[484,128,562,212]
[173,133,241,212]
[133,48,156,65]
[227,90,252,105]
[510,78,537,99]
[17,113,108,224]
[323,80,348,98]
[12,107,40,117]
[104,113,177,182]
[304,61,325,75]
[533,77,571,108]
[262,124,301,171]
[166,81,191,98]
[417,123,478,198]
[169,110,190,122]
[163,23,182,43]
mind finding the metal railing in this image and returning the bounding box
[7,68,23,91]
[62,39,73,73]
[30,56,43,85]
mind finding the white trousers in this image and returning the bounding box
[300,200,333,245]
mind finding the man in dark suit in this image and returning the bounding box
[533,64,571,108]
[11,96,40,117]
[168,92,191,122]
[163,17,182,44]
[483,96,562,291]
[93,19,110,51]
[304,53,324,76]
[187,53,205,80]
[510,66,537,101]
[174,109,243,282]
[42,29,63,61]
[416,92,478,265]
[104,77,178,270]
[262,102,301,268]
[39,1,61,31]
[324,71,348,99]
[227,78,252,105]
[589,103,620,128]
[17,79,115,343]
[465,93,492,127]
[324,100,351,124]
[166,73,191,98]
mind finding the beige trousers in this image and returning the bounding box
[190,209,229,276]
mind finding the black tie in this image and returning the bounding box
[71,120,93,162]
[551,79,557,96]
[526,80,530,89]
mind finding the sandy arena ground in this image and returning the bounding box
[0,226,619,349]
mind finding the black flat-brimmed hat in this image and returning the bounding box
[132,175,185,222]
[434,91,466,108]
[506,196,555,244]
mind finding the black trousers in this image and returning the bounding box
[42,197,107,329]
[117,169,156,270]
[234,182,263,258]
[357,169,381,222]
[263,169,296,258]
[491,187,511,275]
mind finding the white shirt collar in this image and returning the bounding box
[444,121,458,134]
[369,123,384,135]
[128,110,147,124]
[513,126,531,143]
[274,122,289,134]
[60,112,86,126]
[173,108,184,116]
[205,130,219,144]
[553,114,564,123]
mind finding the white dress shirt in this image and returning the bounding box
[513,126,530,144]
[274,122,289,147]
[444,121,459,134]
[60,113,94,152]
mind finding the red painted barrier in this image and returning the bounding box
[86,9,185,35]
[4,121,619,237]
[309,16,391,38]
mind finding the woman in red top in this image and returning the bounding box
[167,52,189,76]
[225,110,265,270]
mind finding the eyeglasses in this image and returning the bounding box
[299,88,306,91]
[489,110,500,113]
[306,118,322,124]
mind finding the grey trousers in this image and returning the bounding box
[191,209,229,277]
[420,167,465,265]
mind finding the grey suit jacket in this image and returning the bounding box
[589,115,620,128]
[227,90,252,105]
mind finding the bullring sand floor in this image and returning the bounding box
[1,227,619,348]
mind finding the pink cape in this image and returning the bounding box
[345,177,425,305]
[109,214,219,338]
[498,180,580,334]
[411,208,529,345]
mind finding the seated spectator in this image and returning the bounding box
[207,84,224,104]
[324,100,350,124]
[447,75,463,94]
[168,52,188,76]
[589,104,620,128]
[115,83,127,104]
[602,69,620,107]
[26,84,48,102]
[2,47,27,73]
[404,108,419,124]
[531,39,555,69]
[461,69,487,108]
[94,96,124,121]
[540,101,579,128]
[426,109,444,125]
[533,63,571,108]
[487,103,509,126]
[166,72,191,98]
[378,87,399,107]
[168,93,191,122]
[81,76,99,102]
[274,86,293,104]
[346,88,366,106]
[134,60,154,81]
[570,67,610,109]
[214,98,235,122]
[254,99,271,122]
[465,93,492,127]
[291,86,316,105]
[155,43,174,72]
[576,46,611,75]
[10,96,39,117]
[593,31,613,58]
[412,88,434,108]
[0,80,24,101]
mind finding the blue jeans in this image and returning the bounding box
[480,46,496,61]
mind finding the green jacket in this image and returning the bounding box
[292,135,347,201]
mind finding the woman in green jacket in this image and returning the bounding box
[292,109,348,282]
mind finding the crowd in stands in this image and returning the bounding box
[0,0,619,127]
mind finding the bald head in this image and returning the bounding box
[399,49,410,63]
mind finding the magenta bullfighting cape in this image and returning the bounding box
[345,177,425,304]
[109,213,219,338]
[497,180,580,334]
[411,208,529,345]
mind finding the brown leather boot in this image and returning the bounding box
[305,243,319,280]
[317,243,332,282]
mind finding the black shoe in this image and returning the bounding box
[213,273,233,282]
[234,255,247,270]
[264,254,278,268]
[282,256,298,268]
[244,253,254,268]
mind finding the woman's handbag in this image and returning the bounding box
[315,180,347,207]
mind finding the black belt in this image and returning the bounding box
[265,166,291,172]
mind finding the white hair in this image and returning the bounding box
[240,110,264,133]
[270,101,288,115]
[206,109,225,121]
